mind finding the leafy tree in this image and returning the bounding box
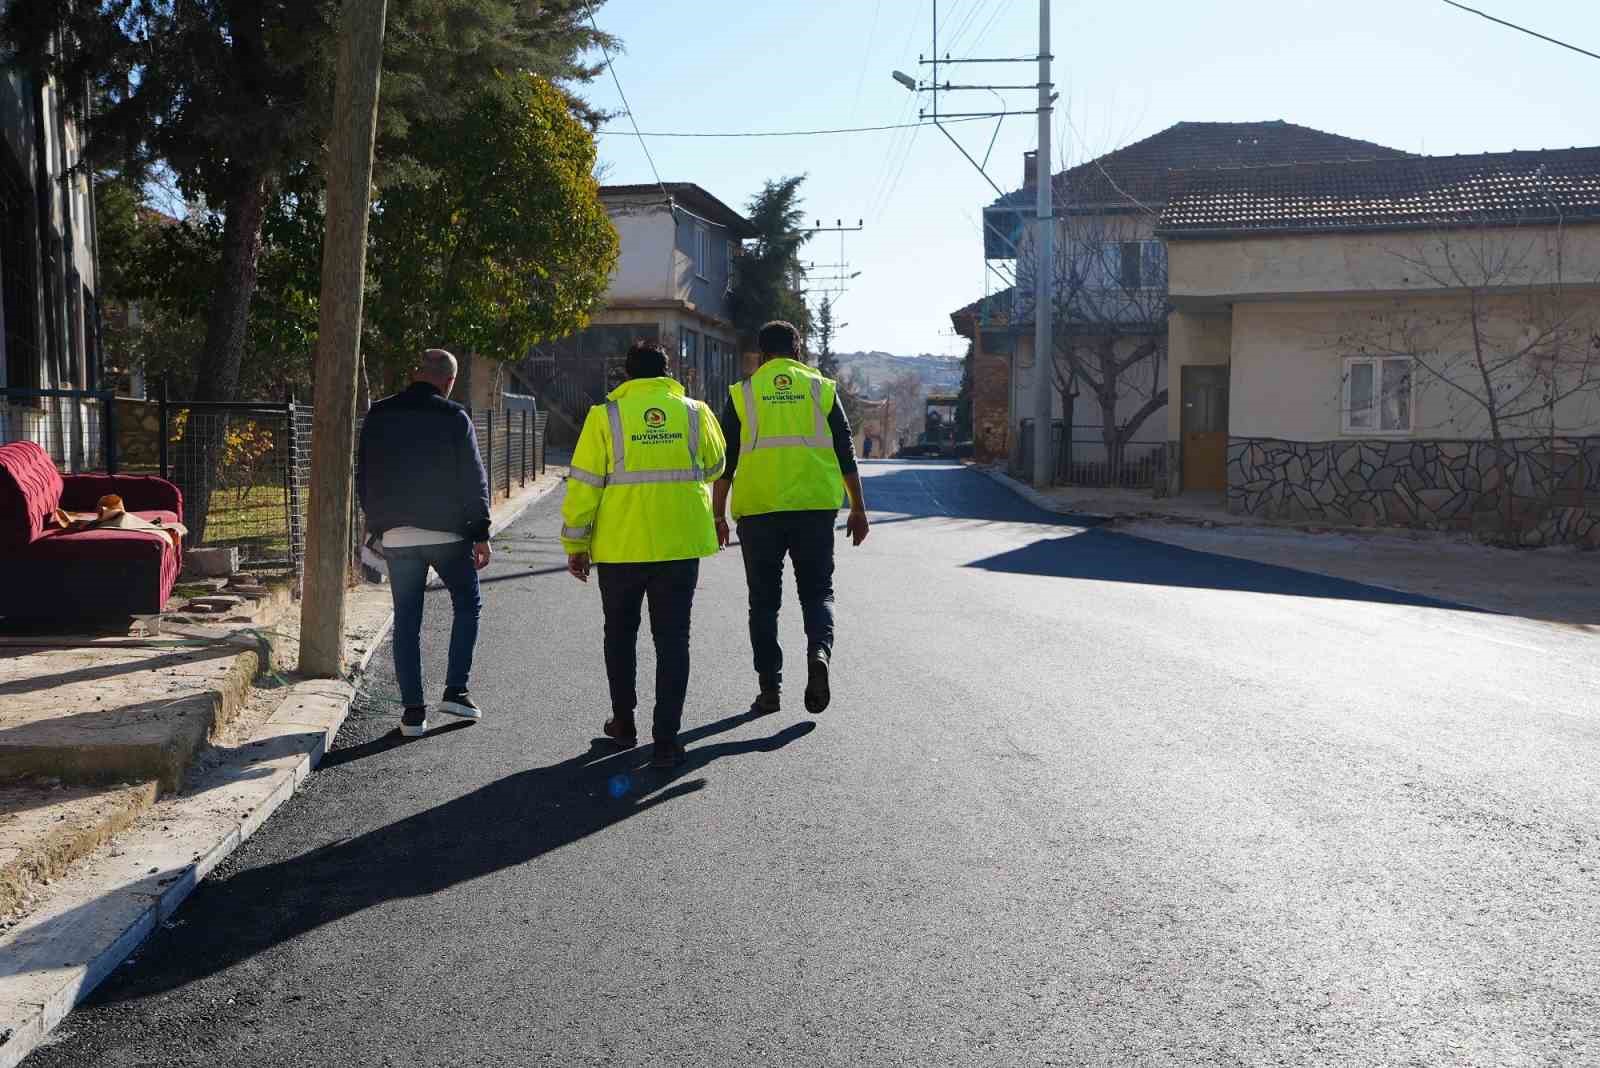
[4,0,613,405]
[730,176,811,348]
[367,72,617,378]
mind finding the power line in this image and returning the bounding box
[587,6,667,199]
[1438,0,1600,62]
[849,0,885,124]
[595,116,991,139]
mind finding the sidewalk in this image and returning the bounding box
[977,465,1600,628]
[0,471,564,1067]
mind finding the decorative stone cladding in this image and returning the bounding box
[1227,436,1600,546]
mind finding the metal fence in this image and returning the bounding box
[5,382,548,588]
[0,388,116,473]
[1015,418,1166,489]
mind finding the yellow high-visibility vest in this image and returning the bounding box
[728,358,845,519]
[559,377,726,562]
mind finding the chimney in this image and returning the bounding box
[1023,150,1038,190]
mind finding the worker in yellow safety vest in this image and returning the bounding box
[560,340,727,769]
[711,320,869,719]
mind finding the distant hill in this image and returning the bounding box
[832,351,963,398]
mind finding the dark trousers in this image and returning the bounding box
[736,510,836,688]
[597,559,700,744]
[385,540,482,708]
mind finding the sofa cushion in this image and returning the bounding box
[22,513,182,563]
[60,474,184,518]
[0,513,181,619]
[0,442,64,551]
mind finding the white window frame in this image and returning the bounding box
[694,225,710,281]
[1342,355,1414,435]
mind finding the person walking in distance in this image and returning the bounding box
[712,321,869,717]
[357,348,493,737]
[560,341,728,769]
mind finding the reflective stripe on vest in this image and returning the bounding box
[742,377,829,450]
[603,399,705,485]
[568,465,607,488]
[561,524,593,540]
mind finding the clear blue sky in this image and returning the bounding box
[582,0,1600,357]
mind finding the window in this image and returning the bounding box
[1118,241,1144,289]
[693,225,709,280]
[680,329,700,389]
[1344,356,1412,434]
[725,240,735,280]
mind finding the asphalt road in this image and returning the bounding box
[29,461,1600,1067]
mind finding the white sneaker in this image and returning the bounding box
[438,691,483,721]
[401,706,428,737]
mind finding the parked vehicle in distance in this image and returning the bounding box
[896,393,970,459]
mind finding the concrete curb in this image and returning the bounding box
[974,465,1115,523]
[0,473,564,1068]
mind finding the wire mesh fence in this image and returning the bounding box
[4,382,548,591]
[0,388,114,472]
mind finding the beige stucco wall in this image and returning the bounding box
[1168,225,1600,302]
[1228,292,1600,442]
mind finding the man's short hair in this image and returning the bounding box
[624,340,670,380]
[419,348,458,382]
[757,321,801,358]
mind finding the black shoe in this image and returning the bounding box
[603,716,639,748]
[649,741,686,769]
[401,706,428,737]
[438,689,482,721]
[804,652,831,715]
[750,687,781,716]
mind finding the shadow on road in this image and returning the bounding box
[967,528,1479,610]
[68,708,813,1006]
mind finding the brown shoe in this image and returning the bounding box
[602,716,638,748]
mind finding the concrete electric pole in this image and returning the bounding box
[299,0,388,678]
[1031,0,1054,488]
[892,0,1054,485]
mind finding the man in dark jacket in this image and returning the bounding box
[357,348,493,737]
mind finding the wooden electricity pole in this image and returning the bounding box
[299,0,388,677]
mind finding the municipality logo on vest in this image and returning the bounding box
[762,372,806,405]
[632,406,682,444]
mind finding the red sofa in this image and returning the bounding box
[0,441,183,620]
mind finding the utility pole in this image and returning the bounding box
[890,0,1053,483]
[299,0,388,678]
[1031,0,1054,488]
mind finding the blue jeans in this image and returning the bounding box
[385,540,481,708]
[736,511,836,689]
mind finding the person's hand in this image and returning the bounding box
[472,541,492,570]
[715,517,731,549]
[846,509,870,547]
[567,552,591,582]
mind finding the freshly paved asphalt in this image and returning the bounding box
[29,461,1600,1066]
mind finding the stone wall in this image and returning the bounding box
[114,398,163,470]
[1228,436,1600,546]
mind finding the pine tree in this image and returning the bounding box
[815,297,839,378]
[729,176,812,349]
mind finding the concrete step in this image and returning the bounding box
[0,631,270,792]
[0,781,159,922]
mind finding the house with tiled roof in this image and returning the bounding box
[1160,147,1600,541]
[952,120,1412,468]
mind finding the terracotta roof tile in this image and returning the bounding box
[1158,148,1600,235]
[992,120,1410,211]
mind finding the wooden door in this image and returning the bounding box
[1181,365,1229,492]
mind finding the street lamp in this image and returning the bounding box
[891,70,917,91]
